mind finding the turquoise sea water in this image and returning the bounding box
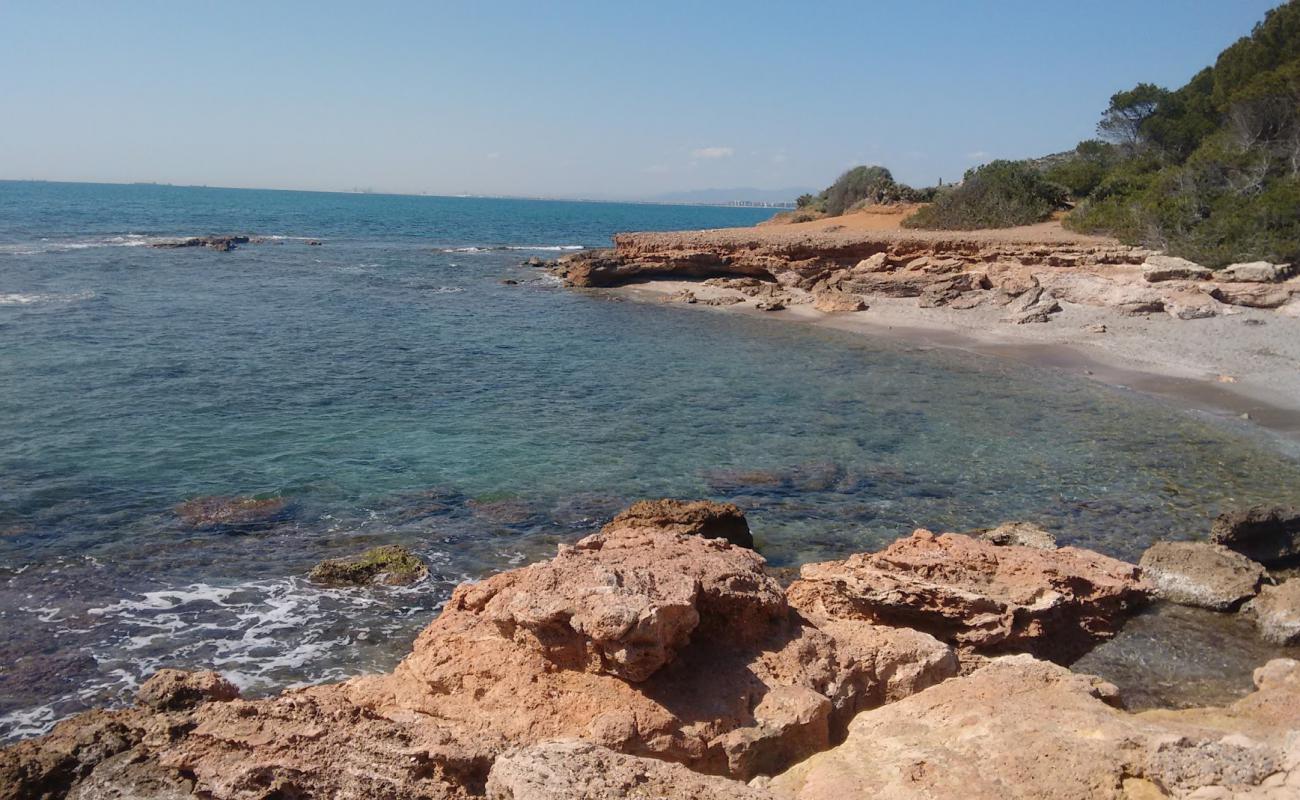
[3,180,1300,741]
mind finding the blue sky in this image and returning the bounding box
[0,1,1286,198]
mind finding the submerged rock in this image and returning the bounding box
[151,235,251,252]
[1245,579,1300,645]
[1211,505,1300,566]
[173,495,289,529]
[1139,540,1266,610]
[787,529,1150,664]
[308,544,430,587]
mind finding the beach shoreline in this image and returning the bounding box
[605,276,1300,444]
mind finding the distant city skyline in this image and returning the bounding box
[0,1,1285,199]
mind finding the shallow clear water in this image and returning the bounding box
[3,180,1300,741]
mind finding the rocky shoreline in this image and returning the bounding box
[533,218,1300,437]
[4,499,1298,799]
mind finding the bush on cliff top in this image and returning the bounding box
[902,161,1068,230]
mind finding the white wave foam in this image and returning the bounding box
[438,244,584,254]
[504,245,584,252]
[0,290,96,307]
[0,232,318,255]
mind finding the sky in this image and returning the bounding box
[0,1,1287,199]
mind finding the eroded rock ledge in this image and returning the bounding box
[545,225,1299,321]
[4,501,1298,800]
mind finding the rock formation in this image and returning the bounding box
[6,502,1298,800]
[309,544,431,587]
[1139,541,1266,611]
[173,495,290,529]
[766,654,1300,799]
[1245,580,1300,645]
[1212,506,1300,566]
[786,529,1150,664]
[152,235,252,252]
[344,507,958,780]
[485,740,776,800]
[969,520,1057,549]
[543,225,1299,321]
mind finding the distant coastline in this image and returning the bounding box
[0,178,801,209]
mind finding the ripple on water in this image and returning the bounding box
[1073,601,1300,710]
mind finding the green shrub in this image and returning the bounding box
[1061,0,1300,265]
[902,161,1068,230]
[819,166,911,215]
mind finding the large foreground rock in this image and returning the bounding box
[787,529,1150,664]
[1138,541,1265,610]
[486,740,775,799]
[348,509,958,779]
[1211,506,1300,566]
[768,655,1300,800]
[1246,579,1300,646]
[1,500,966,796]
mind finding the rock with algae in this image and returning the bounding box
[308,544,430,587]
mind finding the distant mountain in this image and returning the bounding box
[647,187,816,205]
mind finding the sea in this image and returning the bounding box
[3,180,1299,741]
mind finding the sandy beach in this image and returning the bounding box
[587,211,1300,442]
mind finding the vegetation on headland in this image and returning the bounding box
[799,1,1300,265]
[1061,0,1300,266]
[902,160,1068,230]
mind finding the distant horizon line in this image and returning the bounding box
[0,178,801,209]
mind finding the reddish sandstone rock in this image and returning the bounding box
[607,499,753,549]
[787,529,1150,664]
[970,521,1057,549]
[0,687,482,800]
[767,655,1300,800]
[812,291,868,313]
[345,507,957,780]
[136,669,240,711]
[154,690,483,800]
[486,740,777,800]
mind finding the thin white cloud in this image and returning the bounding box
[643,164,670,174]
[690,146,734,159]
[965,150,990,161]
